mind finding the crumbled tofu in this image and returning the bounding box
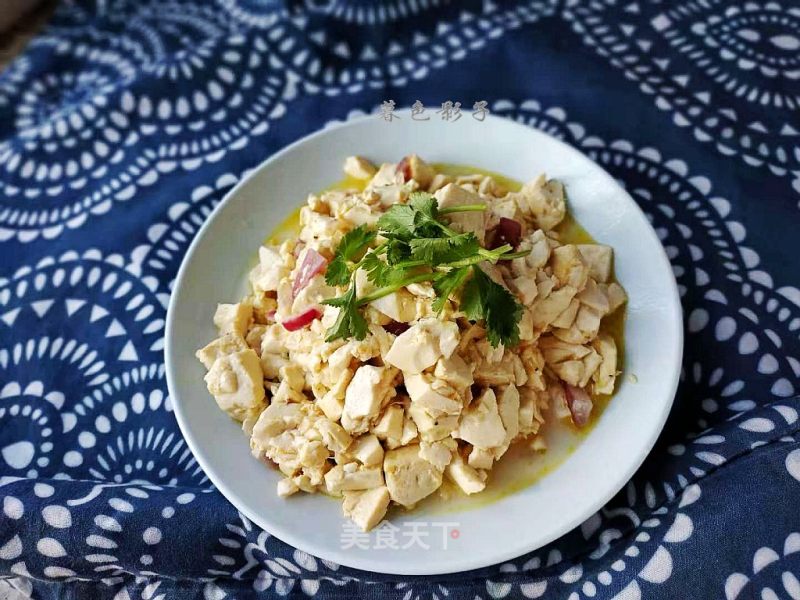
[371,405,405,441]
[495,385,520,458]
[277,478,300,497]
[343,155,377,180]
[316,418,352,453]
[551,245,589,291]
[468,446,494,470]
[214,302,252,337]
[578,244,613,283]
[419,439,456,470]
[196,158,628,530]
[384,319,459,374]
[325,464,385,494]
[531,286,577,330]
[434,183,487,244]
[204,349,265,421]
[195,333,249,370]
[383,445,444,507]
[592,333,618,395]
[399,154,436,187]
[341,365,396,433]
[453,388,506,449]
[404,373,462,416]
[446,455,486,495]
[342,486,391,531]
[434,354,474,391]
[515,176,566,231]
[578,279,611,314]
[369,290,416,323]
[250,246,287,294]
[603,282,628,313]
[348,434,384,466]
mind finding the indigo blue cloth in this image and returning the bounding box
[1,0,800,598]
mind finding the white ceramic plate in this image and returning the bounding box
[165,112,682,575]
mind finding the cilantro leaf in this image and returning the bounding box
[460,266,522,347]
[432,267,471,314]
[325,225,376,286]
[322,286,368,341]
[377,192,442,241]
[377,205,416,241]
[362,250,411,287]
[409,233,479,265]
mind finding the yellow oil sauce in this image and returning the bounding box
[266,163,626,513]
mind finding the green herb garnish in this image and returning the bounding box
[322,192,528,346]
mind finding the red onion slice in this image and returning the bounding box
[397,156,412,182]
[281,307,322,332]
[292,248,327,298]
[564,383,593,428]
[491,217,522,250]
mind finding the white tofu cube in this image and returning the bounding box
[204,349,265,421]
[446,455,486,495]
[371,405,404,441]
[369,290,416,323]
[343,155,377,180]
[195,333,249,370]
[453,388,506,448]
[342,486,390,531]
[250,246,286,293]
[348,434,384,466]
[578,244,613,283]
[434,184,486,244]
[213,302,252,337]
[383,445,443,508]
[384,319,459,374]
[341,366,394,434]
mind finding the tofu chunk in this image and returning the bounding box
[433,354,474,391]
[343,155,377,180]
[434,184,487,244]
[213,303,252,337]
[404,374,462,416]
[419,439,456,470]
[453,388,506,448]
[383,445,444,508]
[204,349,265,421]
[602,282,628,313]
[348,434,384,466]
[342,486,391,531]
[516,176,566,231]
[384,319,459,374]
[371,405,404,441]
[369,290,416,323]
[468,446,494,470]
[495,385,520,458]
[592,333,618,395]
[578,245,613,283]
[341,366,396,434]
[531,286,577,330]
[551,245,589,291]
[577,279,610,315]
[446,455,486,495]
[325,463,384,494]
[250,246,287,293]
[399,154,436,187]
[195,333,249,370]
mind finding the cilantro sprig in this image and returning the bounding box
[322,192,529,346]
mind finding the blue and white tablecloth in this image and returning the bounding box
[1,0,799,598]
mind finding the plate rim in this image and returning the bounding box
[165,111,683,575]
